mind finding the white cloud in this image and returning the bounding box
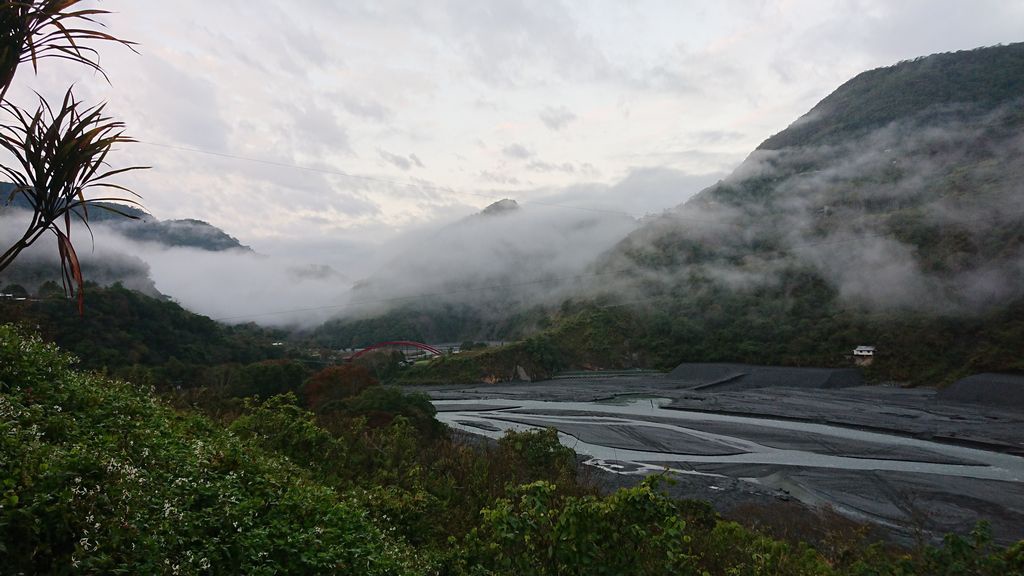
[0,0,1018,250]
[539,105,577,130]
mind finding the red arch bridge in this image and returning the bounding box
[346,341,444,362]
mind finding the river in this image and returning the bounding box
[431,392,1024,543]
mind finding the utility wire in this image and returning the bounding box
[137,140,641,218]
[131,140,1024,321]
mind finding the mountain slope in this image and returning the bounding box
[759,44,1024,150]
[610,43,1024,304]
[0,283,284,372]
[586,43,1024,383]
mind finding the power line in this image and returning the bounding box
[131,140,1024,322]
[137,140,641,219]
[140,140,908,230]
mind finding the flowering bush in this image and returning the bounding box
[0,324,429,575]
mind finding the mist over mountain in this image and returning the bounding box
[5,43,1023,368]
[307,43,1024,368]
[600,43,1024,315]
[0,189,255,295]
[535,43,1022,382]
[310,198,638,346]
[385,43,1024,387]
[0,194,355,323]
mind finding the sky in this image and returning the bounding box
[4,0,1023,279]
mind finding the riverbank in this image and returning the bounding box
[420,372,1024,545]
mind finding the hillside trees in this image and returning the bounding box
[0,0,144,312]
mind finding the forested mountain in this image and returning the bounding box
[407,44,1024,385]
[587,43,1024,382]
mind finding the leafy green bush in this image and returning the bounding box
[497,428,576,484]
[464,479,698,575]
[342,386,444,438]
[0,324,429,574]
[229,393,350,480]
[695,521,833,575]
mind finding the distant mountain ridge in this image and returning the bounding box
[759,43,1024,150]
[1,187,250,252]
[1,185,250,296]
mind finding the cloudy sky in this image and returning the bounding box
[5,0,1022,262]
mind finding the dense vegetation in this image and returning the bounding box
[0,283,291,384]
[396,292,1024,386]
[0,324,427,574]
[4,324,1023,574]
[759,43,1024,150]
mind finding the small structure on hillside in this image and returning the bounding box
[852,345,876,366]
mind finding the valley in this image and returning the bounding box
[2,11,1024,572]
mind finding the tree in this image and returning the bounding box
[301,364,378,413]
[0,0,144,313]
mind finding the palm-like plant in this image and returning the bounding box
[0,0,135,100]
[0,0,142,313]
[0,89,145,312]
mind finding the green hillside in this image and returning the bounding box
[759,44,1024,150]
[0,283,286,376]
[0,325,428,574]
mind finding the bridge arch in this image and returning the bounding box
[347,340,443,361]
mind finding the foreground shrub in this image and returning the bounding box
[0,324,429,574]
